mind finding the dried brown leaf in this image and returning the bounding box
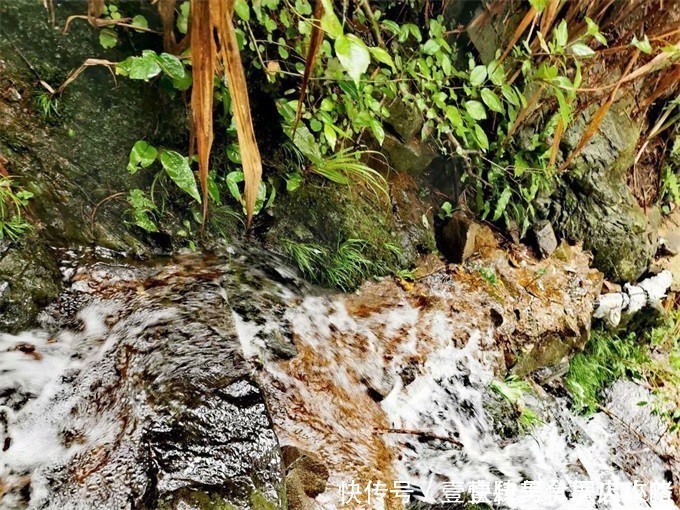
[212,0,262,226]
[158,0,177,53]
[190,0,216,223]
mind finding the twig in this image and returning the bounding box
[90,192,127,228]
[56,59,118,95]
[596,404,675,462]
[360,0,384,47]
[374,427,463,446]
[1,28,56,94]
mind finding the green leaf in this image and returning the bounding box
[492,187,512,221]
[133,209,158,232]
[422,39,440,55]
[487,60,505,86]
[160,150,202,203]
[381,20,400,35]
[172,69,193,91]
[127,141,158,173]
[369,46,395,70]
[528,0,549,13]
[554,20,568,48]
[465,100,487,120]
[441,54,452,75]
[370,119,385,145]
[128,189,158,232]
[320,0,343,39]
[118,51,162,80]
[335,34,370,85]
[585,17,607,46]
[131,15,149,30]
[469,65,487,86]
[631,35,652,54]
[235,0,250,21]
[323,122,337,149]
[177,2,189,34]
[444,105,463,127]
[481,88,504,114]
[569,42,596,57]
[474,124,489,150]
[99,28,118,49]
[156,53,186,80]
[286,172,302,192]
[226,171,244,203]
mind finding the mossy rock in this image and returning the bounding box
[551,103,657,282]
[0,0,193,253]
[0,238,60,332]
[264,176,435,289]
[158,487,282,510]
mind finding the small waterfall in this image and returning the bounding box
[1,247,676,509]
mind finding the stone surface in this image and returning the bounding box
[550,103,657,282]
[0,239,61,333]
[658,209,680,256]
[441,211,496,263]
[1,254,286,509]
[532,220,558,258]
[281,446,329,498]
[382,133,439,174]
[0,0,188,253]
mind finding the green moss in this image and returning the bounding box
[249,490,280,510]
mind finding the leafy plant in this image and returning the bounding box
[226,170,275,216]
[282,238,385,291]
[0,177,34,241]
[126,188,158,232]
[565,329,648,413]
[437,201,454,220]
[490,376,542,433]
[36,92,59,118]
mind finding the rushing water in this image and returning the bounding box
[0,247,677,509]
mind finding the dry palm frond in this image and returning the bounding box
[498,6,537,65]
[56,58,118,94]
[190,0,217,223]
[293,0,325,136]
[87,0,104,25]
[211,0,263,226]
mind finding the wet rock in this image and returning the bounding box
[0,240,61,333]
[551,103,657,282]
[0,2,188,253]
[531,220,558,258]
[1,255,285,510]
[281,446,329,497]
[282,446,329,510]
[266,178,434,289]
[385,100,423,142]
[658,209,680,256]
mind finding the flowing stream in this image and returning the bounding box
[0,247,677,509]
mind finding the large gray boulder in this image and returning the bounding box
[550,103,658,282]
